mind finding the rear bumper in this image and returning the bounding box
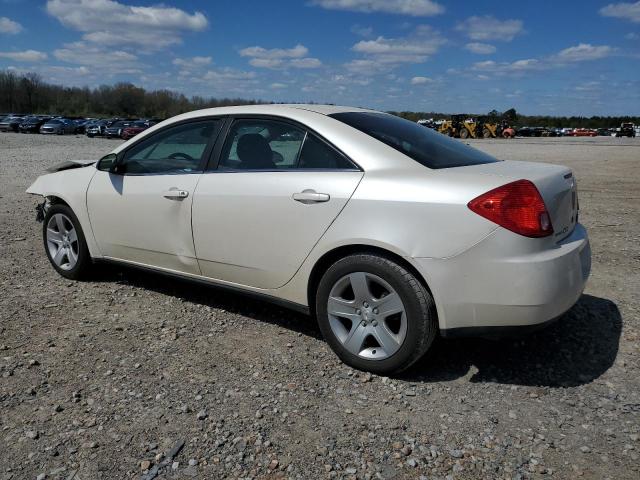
[413,223,591,335]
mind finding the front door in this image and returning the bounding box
[87,119,223,274]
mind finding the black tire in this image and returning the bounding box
[315,253,437,375]
[459,128,469,139]
[42,203,92,280]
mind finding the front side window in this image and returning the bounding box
[217,118,356,171]
[330,112,499,170]
[121,119,221,174]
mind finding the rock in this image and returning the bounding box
[406,458,418,468]
[268,459,279,470]
[449,449,463,459]
[172,461,179,470]
[140,460,151,471]
[508,410,517,419]
[346,467,357,474]
[196,410,207,420]
[580,446,591,453]
[25,430,39,440]
[36,474,46,480]
[188,458,198,466]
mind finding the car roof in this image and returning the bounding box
[173,103,376,118]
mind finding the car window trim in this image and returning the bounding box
[113,116,226,176]
[204,114,362,173]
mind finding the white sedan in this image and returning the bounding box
[27,105,591,374]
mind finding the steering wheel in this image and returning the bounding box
[168,152,194,160]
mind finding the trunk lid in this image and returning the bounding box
[449,160,578,242]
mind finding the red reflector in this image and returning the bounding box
[468,179,554,238]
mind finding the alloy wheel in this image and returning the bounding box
[46,213,79,271]
[327,272,407,360]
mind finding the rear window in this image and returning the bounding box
[330,112,499,169]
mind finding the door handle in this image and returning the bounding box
[292,189,330,204]
[163,188,189,200]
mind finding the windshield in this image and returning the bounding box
[330,112,499,169]
[131,121,147,128]
[47,119,62,124]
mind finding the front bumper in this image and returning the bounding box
[413,224,591,336]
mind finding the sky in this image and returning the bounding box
[0,0,639,115]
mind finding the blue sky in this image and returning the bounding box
[0,0,639,115]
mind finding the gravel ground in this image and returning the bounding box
[1,133,639,480]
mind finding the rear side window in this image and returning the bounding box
[217,118,357,171]
[298,134,355,169]
[330,112,499,169]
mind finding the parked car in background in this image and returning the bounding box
[26,104,591,374]
[615,123,636,138]
[19,116,50,133]
[516,126,535,137]
[121,120,156,140]
[86,120,108,137]
[572,128,597,137]
[0,115,24,132]
[105,120,134,139]
[40,118,76,135]
[73,119,92,134]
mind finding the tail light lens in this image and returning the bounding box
[468,179,553,238]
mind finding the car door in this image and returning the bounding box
[87,118,223,274]
[191,117,364,289]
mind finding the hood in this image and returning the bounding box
[46,159,96,173]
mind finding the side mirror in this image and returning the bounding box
[96,153,118,172]
[110,162,127,175]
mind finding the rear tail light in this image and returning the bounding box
[468,179,553,238]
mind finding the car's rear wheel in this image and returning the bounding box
[43,204,92,280]
[316,254,437,375]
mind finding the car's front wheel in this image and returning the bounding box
[316,254,437,375]
[43,204,92,280]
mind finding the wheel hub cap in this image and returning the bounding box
[46,213,79,271]
[327,272,407,360]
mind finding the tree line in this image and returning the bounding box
[0,70,262,119]
[1,70,638,127]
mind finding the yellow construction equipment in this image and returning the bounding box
[437,115,499,139]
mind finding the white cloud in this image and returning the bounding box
[348,26,445,72]
[410,76,431,84]
[600,1,640,23]
[553,43,614,62]
[626,32,639,39]
[351,24,373,37]
[202,68,256,82]
[270,82,288,89]
[173,56,212,68]
[0,16,23,34]
[289,57,322,68]
[240,44,308,60]
[239,44,322,69]
[53,41,140,73]
[311,0,444,16]
[0,50,48,62]
[456,16,524,42]
[468,44,614,76]
[46,0,207,50]
[464,42,496,54]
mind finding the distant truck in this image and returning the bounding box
[615,123,636,138]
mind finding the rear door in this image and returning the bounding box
[192,117,363,289]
